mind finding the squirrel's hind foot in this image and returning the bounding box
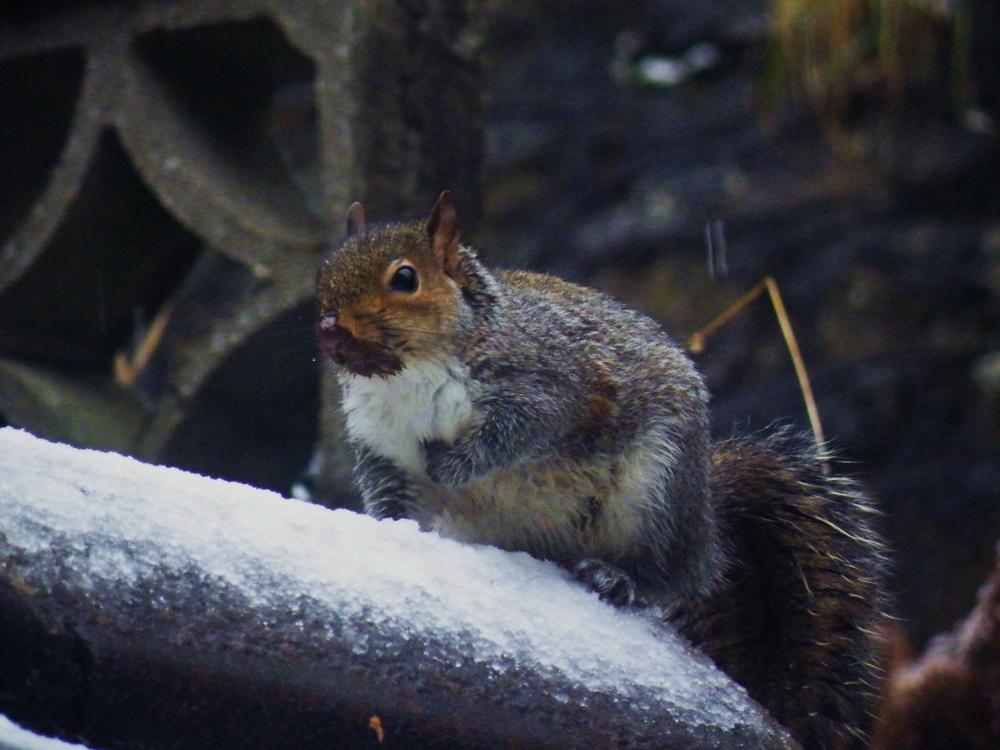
[569,558,637,607]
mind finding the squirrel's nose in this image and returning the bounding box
[317,314,355,363]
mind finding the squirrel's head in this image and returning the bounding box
[316,191,494,378]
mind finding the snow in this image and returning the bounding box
[0,716,91,750]
[0,427,767,735]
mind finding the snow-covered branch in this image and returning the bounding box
[0,428,796,749]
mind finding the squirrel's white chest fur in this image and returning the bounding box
[340,358,475,472]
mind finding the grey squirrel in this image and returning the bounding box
[317,192,887,750]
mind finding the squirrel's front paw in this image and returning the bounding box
[569,558,637,607]
[423,438,473,487]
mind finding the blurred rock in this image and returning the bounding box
[872,544,1000,750]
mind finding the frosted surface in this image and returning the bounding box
[0,716,92,750]
[0,427,771,734]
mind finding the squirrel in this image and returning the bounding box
[316,191,888,750]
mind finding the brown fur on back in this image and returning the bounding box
[679,432,888,750]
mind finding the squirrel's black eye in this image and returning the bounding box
[389,265,419,293]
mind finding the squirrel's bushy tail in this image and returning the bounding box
[679,431,888,750]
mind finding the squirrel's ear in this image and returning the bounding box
[346,201,366,237]
[425,191,460,272]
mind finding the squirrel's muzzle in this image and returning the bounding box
[317,313,404,378]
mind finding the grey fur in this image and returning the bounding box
[318,218,724,610]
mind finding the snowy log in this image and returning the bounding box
[0,428,797,750]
